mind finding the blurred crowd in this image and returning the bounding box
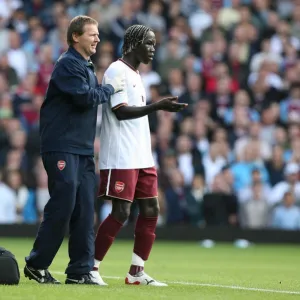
[1,0,300,230]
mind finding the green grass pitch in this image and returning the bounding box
[0,237,299,299]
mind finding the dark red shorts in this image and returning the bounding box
[98,167,158,202]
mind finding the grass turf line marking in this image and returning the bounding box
[52,272,300,295]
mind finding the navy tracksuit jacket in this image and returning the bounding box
[26,47,114,275]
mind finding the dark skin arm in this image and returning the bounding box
[114,97,188,121]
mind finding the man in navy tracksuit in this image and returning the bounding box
[24,16,124,285]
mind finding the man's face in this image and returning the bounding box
[74,23,100,58]
[135,31,156,64]
[284,192,294,207]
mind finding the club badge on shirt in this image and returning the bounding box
[57,160,66,171]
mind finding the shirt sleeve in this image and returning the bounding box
[52,58,114,108]
[102,63,128,110]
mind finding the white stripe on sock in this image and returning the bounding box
[94,259,101,269]
[131,253,145,267]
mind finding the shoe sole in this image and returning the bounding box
[65,280,100,285]
[125,277,141,285]
[125,277,168,286]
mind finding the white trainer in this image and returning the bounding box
[89,271,108,286]
[125,272,168,286]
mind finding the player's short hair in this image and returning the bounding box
[67,15,98,46]
[122,25,152,55]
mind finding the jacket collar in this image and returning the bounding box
[68,46,94,69]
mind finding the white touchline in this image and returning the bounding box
[51,272,300,295]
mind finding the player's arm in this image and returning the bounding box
[113,97,188,121]
[52,59,124,109]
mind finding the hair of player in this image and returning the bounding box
[122,25,152,55]
[67,15,98,46]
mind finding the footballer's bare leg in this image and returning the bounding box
[125,198,167,286]
[92,198,131,285]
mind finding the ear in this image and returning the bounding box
[72,32,79,44]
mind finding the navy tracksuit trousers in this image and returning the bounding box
[26,152,96,275]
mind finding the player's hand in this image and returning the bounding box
[104,74,125,93]
[156,97,188,112]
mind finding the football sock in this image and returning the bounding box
[94,214,123,262]
[129,215,158,275]
[93,259,101,271]
[129,253,145,275]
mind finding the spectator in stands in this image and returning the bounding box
[138,0,166,35]
[250,38,282,73]
[210,76,233,122]
[179,72,204,115]
[260,103,279,145]
[0,16,10,53]
[206,62,239,95]
[0,171,17,224]
[238,168,271,203]
[223,89,259,126]
[188,0,213,39]
[203,174,238,226]
[35,44,54,94]
[0,51,19,89]
[185,174,205,226]
[280,83,300,125]
[158,39,186,82]
[88,0,120,39]
[274,126,289,155]
[110,0,139,53]
[23,24,45,72]
[139,62,161,101]
[240,181,270,229]
[265,145,285,187]
[48,13,70,61]
[270,163,300,206]
[231,142,269,192]
[2,169,36,223]
[165,169,187,224]
[7,30,27,79]
[269,20,300,55]
[167,68,185,97]
[271,191,300,230]
[202,142,227,188]
[217,0,241,30]
[176,135,195,186]
[0,93,14,120]
[235,121,272,161]
[291,4,300,39]
[192,119,209,159]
